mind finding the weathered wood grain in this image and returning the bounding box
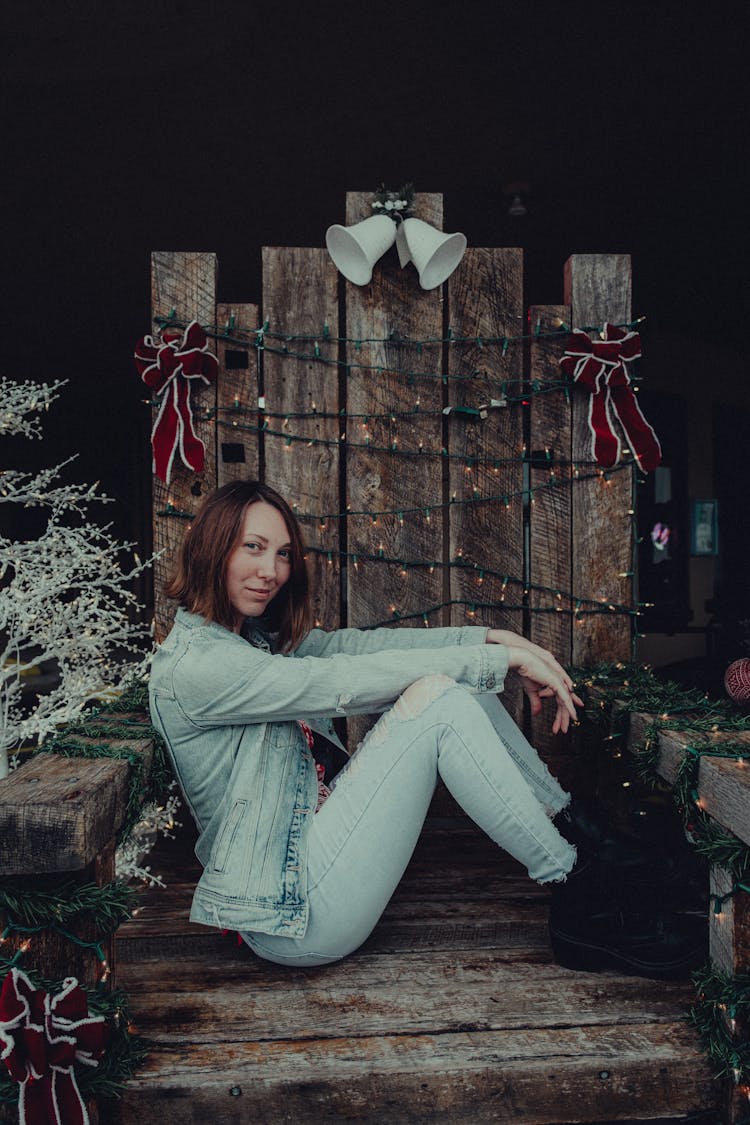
[0,752,128,873]
[565,254,634,664]
[528,304,573,761]
[342,193,444,746]
[447,247,524,725]
[150,251,218,642]
[215,301,260,487]
[118,945,698,1043]
[709,864,750,974]
[112,1021,715,1125]
[344,191,444,635]
[261,247,340,632]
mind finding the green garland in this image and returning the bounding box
[691,963,750,1086]
[0,877,134,933]
[0,960,147,1107]
[577,663,750,880]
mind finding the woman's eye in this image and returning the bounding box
[278,549,291,560]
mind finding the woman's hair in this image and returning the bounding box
[165,480,312,651]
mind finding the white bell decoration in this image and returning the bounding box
[398,217,467,290]
[325,215,397,286]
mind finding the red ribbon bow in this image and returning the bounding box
[134,321,218,483]
[560,324,661,472]
[0,968,108,1125]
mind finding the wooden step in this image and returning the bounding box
[106,822,718,1124]
[106,1019,713,1124]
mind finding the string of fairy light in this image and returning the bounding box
[151,310,644,629]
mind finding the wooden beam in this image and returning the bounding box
[0,752,129,874]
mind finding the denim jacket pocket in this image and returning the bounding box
[209,798,248,874]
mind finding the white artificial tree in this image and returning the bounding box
[0,377,152,777]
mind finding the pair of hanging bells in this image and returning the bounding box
[326,214,467,290]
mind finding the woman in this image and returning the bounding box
[149,479,582,966]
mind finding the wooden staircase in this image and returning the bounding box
[108,819,718,1124]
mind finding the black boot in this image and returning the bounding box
[548,897,707,979]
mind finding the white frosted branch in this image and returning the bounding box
[0,378,67,438]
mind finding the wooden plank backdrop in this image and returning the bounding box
[215,301,259,489]
[344,191,445,634]
[148,209,637,749]
[565,254,634,665]
[151,251,218,642]
[446,248,524,724]
[528,304,573,763]
[261,247,340,632]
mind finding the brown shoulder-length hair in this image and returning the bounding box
[165,480,312,651]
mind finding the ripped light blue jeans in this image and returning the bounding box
[243,677,576,966]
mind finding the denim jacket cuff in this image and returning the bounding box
[477,645,509,693]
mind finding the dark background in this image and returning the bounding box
[3,1,749,663]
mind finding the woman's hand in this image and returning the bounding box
[487,629,583,734]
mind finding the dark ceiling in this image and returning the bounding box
[2,1,747,542]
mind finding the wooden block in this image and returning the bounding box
[150,251,218,643]
[215,301,260,487]
[0,753,128,874]
[565,253,634,665]
[446,247,524,725]
[528,304,572,759]
[261,247,340,632]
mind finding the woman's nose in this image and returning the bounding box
[256,552,276,578]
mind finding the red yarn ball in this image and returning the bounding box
[725,659,750,704]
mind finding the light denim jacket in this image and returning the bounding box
[148,608,510,937]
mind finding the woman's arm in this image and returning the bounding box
[294,624,488,660]
[173,636,507,728]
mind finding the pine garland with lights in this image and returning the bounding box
[0,878,134,934]
[577,663,750,881]
[690,963,750,1087]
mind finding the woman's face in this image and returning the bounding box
[226,501,292,631]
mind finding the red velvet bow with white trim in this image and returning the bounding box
[135,321,218,484]
[560,324,662,472]
[0,969,108,1125]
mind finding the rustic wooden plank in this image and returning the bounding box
[528,305,573,763]
[447,247,525,726]
[117,946,698,1044]
[343,192,444,746]
[565,253,634,664]
[261,248,340,631]
[215,301,260,487]
[0,753,128,873]
[627,712,750,840]
[709,864,750,974]
[151,251,218,642]
[115,1022,715,1124]
[344,191,444,633]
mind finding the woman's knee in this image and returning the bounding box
[393,674,461,722]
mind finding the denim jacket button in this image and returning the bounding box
[486,673,496,689]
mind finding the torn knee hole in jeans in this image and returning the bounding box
[352,675,459,756]
[393,674,457,722]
